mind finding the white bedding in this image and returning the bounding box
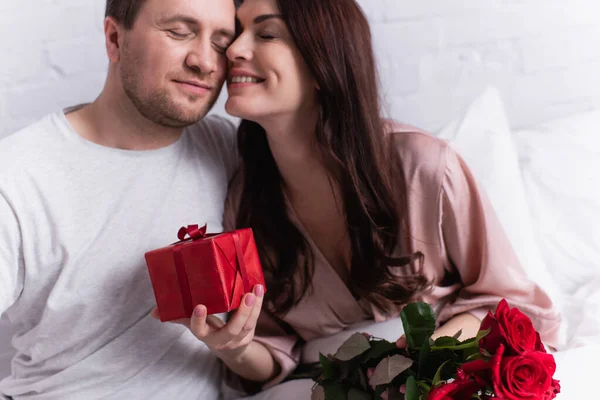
[0,320,14,380]
[560,277,600,350]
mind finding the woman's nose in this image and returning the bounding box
[226,35,253,62]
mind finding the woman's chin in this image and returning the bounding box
[224,101,261,122]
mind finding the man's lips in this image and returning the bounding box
[173,80,212,95]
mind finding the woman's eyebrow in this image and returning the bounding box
[253,14,284,24]
[236,13,283,30]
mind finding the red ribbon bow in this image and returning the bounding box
[177,224,207,242]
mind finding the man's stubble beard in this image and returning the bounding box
[119,40,220,128]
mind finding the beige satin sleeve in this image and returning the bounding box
[436,146,561,348]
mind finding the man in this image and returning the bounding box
[0,0,240,398]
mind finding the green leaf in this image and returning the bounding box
[319,353,336,380]
[400,302,436,349]
[369,355,413,388]
[466,352,485,362]
[462,342,482,360]
[334,333,371,361]
[416,380,430,392]
[404,376,419,400]
[429,328,491,351]
[432,336,460,348]
[417,340,431,378]
[476,328,491,341]
[338,362,351,381]
[430,337,479,351]
[347,388,371,400]
[356,368,368,391]
[321,381,347,400]
[362,339,398,362]
[432,360,451,386]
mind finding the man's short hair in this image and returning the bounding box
[105,0,146,30]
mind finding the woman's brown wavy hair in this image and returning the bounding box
[235,0,429,315]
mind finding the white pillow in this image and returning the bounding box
[0,319,15,379]
[435,86,564,320]
[513,110,600,297]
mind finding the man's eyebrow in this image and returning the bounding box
[158,14,235,39]
[158,14,198,26]
[253,14,284,24]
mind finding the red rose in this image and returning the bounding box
[428,369,487,400]
[480,299,542,355]
[491,344,560,400]
[544,379,561,400]
[479,310,508,355]
[461,359,492,382]
[427,379,482,400]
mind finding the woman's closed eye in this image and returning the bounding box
[258,32,278,41]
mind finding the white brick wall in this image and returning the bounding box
[0,0,599,139]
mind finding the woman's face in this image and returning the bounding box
[224,0,318,123]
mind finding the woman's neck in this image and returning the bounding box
[260,110,332,201]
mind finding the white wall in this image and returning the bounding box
[370,0,600,131]
[1,0,599,139]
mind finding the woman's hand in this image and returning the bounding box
[396,335,407,348]
[152,284,265,362]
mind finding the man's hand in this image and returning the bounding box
[151,284,265,361]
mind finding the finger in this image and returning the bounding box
[151,308,160,320]
[236,285,264,341]
[216,293,255,342]
[189,305,210,338]
[396,335,407,348]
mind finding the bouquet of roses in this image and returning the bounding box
[311,299,560,399]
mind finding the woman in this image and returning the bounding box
[184,0,561,396]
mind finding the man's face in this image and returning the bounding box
[118,0,235,128]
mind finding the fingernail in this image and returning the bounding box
[254,284,264,297]
[194,305,206,318]
[245,294,256,307]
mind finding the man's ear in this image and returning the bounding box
[104,16,124,63]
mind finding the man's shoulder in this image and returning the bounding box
[184,114,237,155]
[186,115,236,143]
[0,113,61,171]
[0,113,56,146]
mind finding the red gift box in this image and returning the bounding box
[145,224,266,322]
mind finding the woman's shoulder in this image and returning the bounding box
[383,120,453,188]
[383,120,449,154]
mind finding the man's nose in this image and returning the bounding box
[185,42,218,74]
